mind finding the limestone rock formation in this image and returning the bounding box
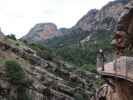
[22,23,63,43]
[74,9,99,32]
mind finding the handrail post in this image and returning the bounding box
[97,49,105,72]
[125,56,128,79]
[100,49,104,71]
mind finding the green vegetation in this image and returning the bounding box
[46,28,90,48]
[47,29,113,72]
[80,64,96,73]
[55,44,97,66]
[5,60,25,84]
[94,78,104,87]
[6,34,27,48]
[0,59,5,64]
[6,34,17,41]
[23,29,113,73]
[5,60,31,100]
[29,43,54,60]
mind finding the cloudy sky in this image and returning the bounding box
[0,0,114,38]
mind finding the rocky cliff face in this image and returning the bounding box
[22,23,64,43]
[75,0,128,32]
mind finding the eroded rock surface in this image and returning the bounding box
[22,23,64,43]
[0,37,100,100]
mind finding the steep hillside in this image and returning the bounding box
[0,36,102,100]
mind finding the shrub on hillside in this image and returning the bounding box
[5,60,25,84]
[6,34,17,41]
[5,60,31,100]
[29,43,54,60]
[80,64,96,73]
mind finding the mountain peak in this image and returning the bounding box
[74,0,127,31]
[86,9,99,17]
[22,0,128,44]
[22,23,63,43]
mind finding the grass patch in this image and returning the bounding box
[80,64,96,73]
[0,59,5,64]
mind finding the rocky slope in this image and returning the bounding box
[0,36,101,100]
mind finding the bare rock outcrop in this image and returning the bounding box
[22,23,63,43]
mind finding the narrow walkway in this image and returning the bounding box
[97,56,133,82]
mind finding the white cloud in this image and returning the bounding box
[0,0,114,38]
